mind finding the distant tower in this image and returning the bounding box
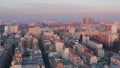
[82,18,93,24]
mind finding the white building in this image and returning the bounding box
[82,52,98,65]
[55,41,64,56]
[63,48,70,60]
[68,26,75,34]
[82,36,104,57]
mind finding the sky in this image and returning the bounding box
[0,0,120,21]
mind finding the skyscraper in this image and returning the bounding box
[82,18,93,24]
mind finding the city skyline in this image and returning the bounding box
[0,0,120,21]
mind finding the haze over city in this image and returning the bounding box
[0,0,120,21]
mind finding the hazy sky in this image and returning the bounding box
[0,0,120,21]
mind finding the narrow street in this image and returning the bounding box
[38,38,51,68]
